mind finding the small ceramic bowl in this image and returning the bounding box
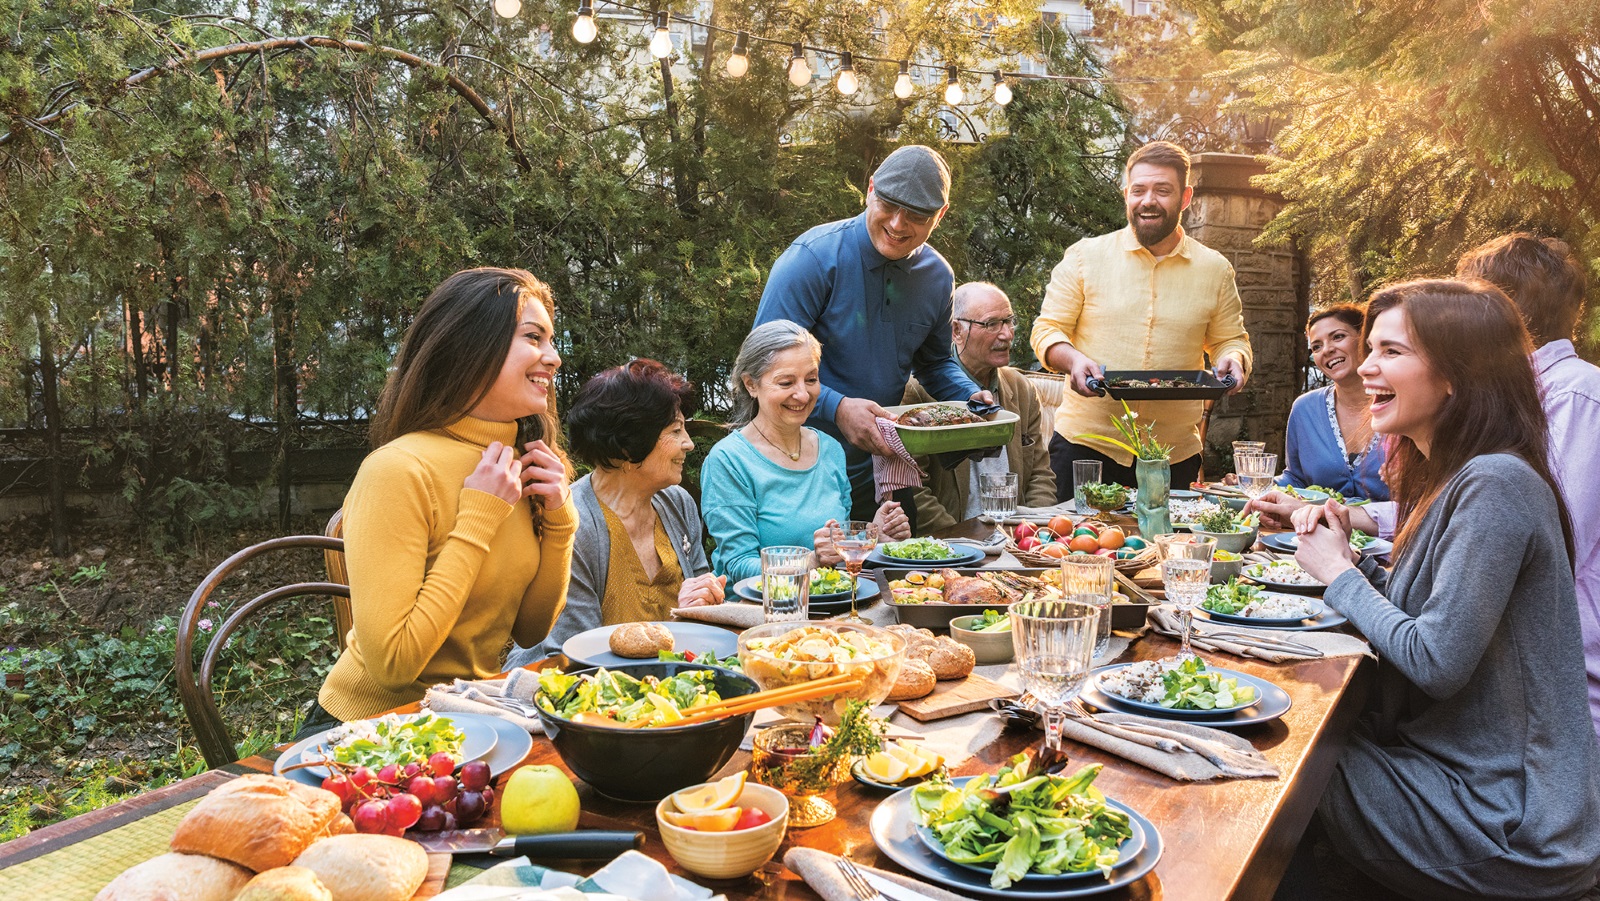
[1190,526,1258,555]
[655,781,789,880]
[1210,553,1243,584]
[948,615,1014,665]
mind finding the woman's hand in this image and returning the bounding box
[873,501,911,540]
[464,442,523,504]
[518,440,570,510]
[1292,500,1360,584]
[1244,489,1308,530]
[813,519,844,566]
[676,573,727,608]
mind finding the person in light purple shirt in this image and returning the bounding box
[1250,232,1600,738]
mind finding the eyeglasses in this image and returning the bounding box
[871,195,938,227]
[956,316,1016,331]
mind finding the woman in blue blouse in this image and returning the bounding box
[701,320,911,582]
[1278,304,1390,501]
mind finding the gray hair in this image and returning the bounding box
[952,281,1009,320]
[728,320,822,426]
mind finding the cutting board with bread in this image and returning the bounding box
[896,672,1018,721]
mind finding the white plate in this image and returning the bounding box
[275,712,498,780]
[1200,590,1327,626]
[562,621,740,670]
[1262,532,1393,557]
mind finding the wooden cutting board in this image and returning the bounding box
[897,673,1018,722]
[412,852,452,899]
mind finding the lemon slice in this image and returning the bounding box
[895,740,944,770]
[862,752,910,784]
[646,692,683,724]
[670,771,746,813]
[661,806,743,832]
[888,745,934,778]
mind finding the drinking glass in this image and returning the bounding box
[1232,441,1266,462]
[749,722,850,828]
[1236,453,1280,502]
[1011,599,1099,765]
[827,520,879,624]
[979,471,1018,543]
[1155,534,1216,660]
[759,546,812,622]
[1072,460,1103,515]
[1060,555,1115,659]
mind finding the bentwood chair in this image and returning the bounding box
[176,535,350,768]
[323,509,354,645]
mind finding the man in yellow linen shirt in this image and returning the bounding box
[1029,141,1252,496]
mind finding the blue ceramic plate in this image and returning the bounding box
[1082,663,1292,727]
[562,622,740,670]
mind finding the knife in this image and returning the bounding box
[861,868,938,901]
[407,828,643,858]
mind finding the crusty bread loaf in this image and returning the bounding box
[292,834,429,901]
[907,636,975,680]
[608,622,674,658]
[170,774,344,872]
[235,866,334,901]
[887,658,936,701]
[93,851,253,901]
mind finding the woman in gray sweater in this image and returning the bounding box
[1292,280,1600,899]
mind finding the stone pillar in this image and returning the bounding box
[1184,153,1308,478]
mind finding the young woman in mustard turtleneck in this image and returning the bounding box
[309,268,577,726]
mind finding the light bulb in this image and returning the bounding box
[493,0,521,17]
[649,12,672,59]
[994,76,1012,106]
[893,61,914,99]
[571,4,597,43]
[944,66,963,105]
[836,52,858,96]
[727,31,749,77]
[787,44,811,87]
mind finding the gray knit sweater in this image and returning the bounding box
[1319,453,1600,899]
[503,477,709,668]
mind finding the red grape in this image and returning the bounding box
[458,761,491,792]
[352,799,389,834]
[433,775,458,803]
[455,790,486,825]
[376,763,401,785]
[407,775,439,806]
[402,762,423,779]
[321,775,355,806]
[429,752,458,777]
[348,766,373,790]
[416,804,448,832]
[480,786,495,809]
[438,810,457,831]
[387,792,423,830]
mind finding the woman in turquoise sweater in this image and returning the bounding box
[702,321,910,582]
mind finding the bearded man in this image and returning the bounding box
[1029,141,1253,494]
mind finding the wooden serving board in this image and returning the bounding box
[412,852,452,899]
[897,673,1018,722]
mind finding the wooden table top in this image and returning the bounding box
[1,518,1372,901]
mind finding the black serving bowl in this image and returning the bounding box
[534,662,759,803]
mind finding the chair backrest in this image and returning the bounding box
[176,535,351,769]
[323,510,353,649]
[682,418,732,507]
[1021,370,1065,445]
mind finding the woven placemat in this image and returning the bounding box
[0,798,202,900]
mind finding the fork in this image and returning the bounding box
[836,858,885,901]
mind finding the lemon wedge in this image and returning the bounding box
[862,752,910,784]
[888,745,935,778]
[661,806,743,832]
[646,692,683,724]
[670,771,746,813]
[896,740,944,770]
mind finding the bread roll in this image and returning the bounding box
[235,866,333,901]
[888,658,936,701]
[170,774,343,872]
[292,834,429,901]
[93,851,252,901]
[608,622,674,658]
[907,636,975,680]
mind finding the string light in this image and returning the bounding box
[727,31,750,77]
[836,52,858,96]
[944,66,963,105]
[649,10,672,58]
[787,44,812,87]
[894,60,914,99]
[572,1,597,43]
[993,72,1012,105]
[492,0,522,18]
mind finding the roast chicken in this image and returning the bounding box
[895,404,985,427]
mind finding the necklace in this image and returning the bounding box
[751,420,802,461]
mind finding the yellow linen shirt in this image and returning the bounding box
[1029,225,1253,466]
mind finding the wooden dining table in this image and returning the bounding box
[0,517,1373,901]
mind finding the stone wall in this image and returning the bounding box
[1184,153,1309,477]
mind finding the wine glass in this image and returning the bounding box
[829,520,879,624]
[1155,533,1216,660]
[979,471,1018,543]
[1011,599,1099,768]
[1236,453,1279,502]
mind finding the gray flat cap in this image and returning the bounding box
[871,145,950,216]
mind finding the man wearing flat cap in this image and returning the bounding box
[756,145,993,523]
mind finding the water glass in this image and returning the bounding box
[1236,453,1279,501]
[1072,460,1103,514]
[1060,555,1115,659]
[1011,599,1099,762]
[759,546,812,622]
[1232,441,1266,461]
[979,471,1018,542]
[1155,534,1216,659]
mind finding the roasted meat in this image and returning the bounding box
[895,404,984,427]
[939,569,1006,605]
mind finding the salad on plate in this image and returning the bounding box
[1204,579,1321,620]
[879,538,960,561]
[1098,658,1258,711]
[1244,560,1325,587]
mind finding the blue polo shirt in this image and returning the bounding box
[755,212,979,486]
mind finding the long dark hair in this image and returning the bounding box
[1369,279,1572,563]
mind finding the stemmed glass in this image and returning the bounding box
[749,722,851,828]
[1236,453,1280,503]
[1155,534,1216,660]
[1011,599,1099,768]
[829,520,879,624]
[979,472,1018,543]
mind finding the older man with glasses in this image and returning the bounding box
[756,145,994,526]
[901,282,1057,533]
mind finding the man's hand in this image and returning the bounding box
[1243,489,1307,531]
[872,501,911,540]
[970,390,997,408]
[1045,343,1104,397]
[1217,355,1249,395]
[676,573,727,608]
[835,396,895,456]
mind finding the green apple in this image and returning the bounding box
[500,764,581,835]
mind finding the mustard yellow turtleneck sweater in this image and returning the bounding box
[318,416,577,721]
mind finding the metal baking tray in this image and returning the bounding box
[882,402,1018,456]
[872,567,1152,631]
[1087,370,1236,401]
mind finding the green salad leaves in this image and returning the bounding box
[655,649,742,671]
[329,713,465,769]
[1349,529,1376,549]
[1159,658,1256,710]
[1203,578,1264,615]
[535,667,722,725]
[970,609,1012,632]
[881,538,958,560]
[912,754,1133,888]
[1192,507,1259,534]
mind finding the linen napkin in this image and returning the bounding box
[784,848,973,901]
[1057,710,1280,781]
[671,602,763,630]
[425,667,546,733]
[1149,605,1373,663]
[872,418,925,502]
[434,850,721,901]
